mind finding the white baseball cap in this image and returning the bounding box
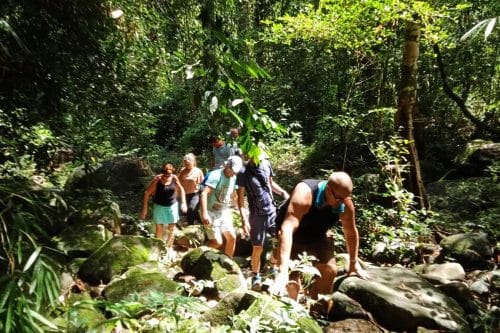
[225,155,243,173]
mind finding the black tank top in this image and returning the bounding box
[276,179,340,242]
[153,179,176,206]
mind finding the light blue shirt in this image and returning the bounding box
[205,169,237,210]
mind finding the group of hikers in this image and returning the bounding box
[140,128,367,300]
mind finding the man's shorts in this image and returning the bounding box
[249,211,276,246]
[153,202,179,224]
[290,236,335,264]
[204,208,234,240]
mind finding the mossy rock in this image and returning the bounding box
[53,224,113,257]
[66,296,107,333]
[103,271,181,302]
[175,225,206,248]
[204,291,322,332]
[181,246,241,279]
[440,233,493,269]
[180,246,246,295]
[202,291,258,325]
[77,235,165,285]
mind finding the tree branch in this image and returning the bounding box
[432,43,500,135]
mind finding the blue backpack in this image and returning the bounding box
[199,170,222,192]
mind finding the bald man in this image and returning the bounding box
[269,172,367,299]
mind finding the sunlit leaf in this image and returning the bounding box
[209,96,218,114]
[185,65,194,79]
[110,9,124,19]
[231,99,244,107]
[28,309,57,330]
[23,247,41,272]
[484,17,497,40]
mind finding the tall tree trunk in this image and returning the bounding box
[396,19,428,209]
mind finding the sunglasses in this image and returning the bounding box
[326,184,347,201]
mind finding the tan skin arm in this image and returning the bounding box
[173,175,187,213]
[269,182,312,295]
[199,186,214,225]
[140,177,160,220]
[236,187,249,235]
[339,197,360,273]
[270,177,289,200]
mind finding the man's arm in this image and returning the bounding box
[339,198,367,278]
[199,186,213,225]
[270,178,289,200]
[270,182,312,295]
[236,187,249,235]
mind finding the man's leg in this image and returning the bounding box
[307,237,337,299]
[311,260,337,299]
[206,211,223,249]
[249,214,268,275]
[251,245,263,273]
[222,230,236,257]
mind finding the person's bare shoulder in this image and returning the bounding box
[287,181,313,216]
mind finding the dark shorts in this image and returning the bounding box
[185,192,200,224]
[290,236,335,264]
[249,211,276,246]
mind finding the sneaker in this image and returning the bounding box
[251,276,262,291]
[270,266,279,278]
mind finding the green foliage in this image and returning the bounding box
[355,136,432,260]
[0,178,67,333]
[267,131,309,188]
[69,291,212,333]
[289,252,321,290]
[231,293,322,333]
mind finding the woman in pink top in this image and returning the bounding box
[178,153,204,225]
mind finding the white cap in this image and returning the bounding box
[225,155,243,174]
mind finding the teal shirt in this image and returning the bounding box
[205,169,237,210]
[314,181,345,213]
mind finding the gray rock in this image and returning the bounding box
[323,318,384,333]
[336,266,471,332]
[440,233,492,269]
[415,262,466,283]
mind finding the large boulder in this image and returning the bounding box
[335,266,471,332]
[65,156,152,215]
[103,263,182,302]
[66,156,152,194]
[455,140,500,177]
[77,235,164,285]
[180,246,246,296]
[53,224,113,258]
[439,233,493,270]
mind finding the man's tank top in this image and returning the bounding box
[276,179,341,242]
[153,179,176,207]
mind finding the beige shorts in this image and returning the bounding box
[204,209,235,240]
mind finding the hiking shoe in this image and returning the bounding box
[251,276,262,291]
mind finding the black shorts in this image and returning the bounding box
[249,212,276,246]
[290,236,335,264]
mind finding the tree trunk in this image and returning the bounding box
[395,19,428,209]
